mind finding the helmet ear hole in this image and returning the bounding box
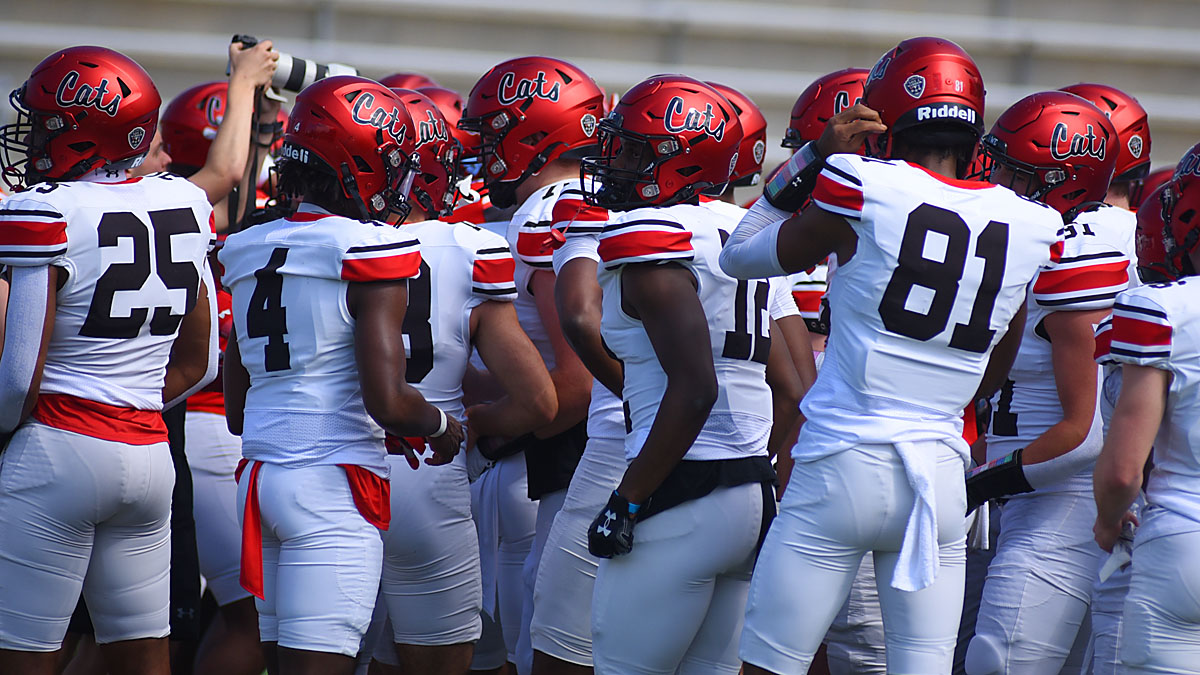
[68,141,94,152]
[519,131,546,148]
[676,165,701,177]
[353,156,373,173]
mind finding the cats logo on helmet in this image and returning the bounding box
[497,71,561,105]
[416,109,449,148]
[833,90,857,115]
[350,92,408,145]
[664,96,726,142]
[866,55,891,85]
[56,70,122,117]
[205,95,223,128]
[1050,122,1106,162]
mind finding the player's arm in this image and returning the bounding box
[529,269,593,437]
[0,265,58,435]
[1093,363,1167,551]
[719,104,882,279]
[187,40,278,207]
[555,256,623,397]
[349,280,464,466]
[1022,308,1112,464]
[612,262,717,505]
[975,303,1027,401]
[162,270,219,408]
[223,325,248,436]
[765,318,804,459]
[467,300,558,439]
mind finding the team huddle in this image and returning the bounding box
[0,32,1197,675]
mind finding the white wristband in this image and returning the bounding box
[429,407,448,438]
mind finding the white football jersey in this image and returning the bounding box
[794,154,1063,461]
[701,198,799,323]
[986,204,1135,491]
[0,173,214,410]
[219,204,421,475]
[399,219,517,423]
[597,202,774,462]
[1109,279,1200,526]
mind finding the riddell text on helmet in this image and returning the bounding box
[915,103,976,124]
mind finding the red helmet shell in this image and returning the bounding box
[417,85,479,156]
[1060,83,1150,182]
[1129,166,1173,211]
[783,68,867,149]
[863,37,984,154]
[1163,172,1200,276]
[983,91,1118,216]
[160,81,226,170]
[391,88,459,217]
[461,56,604,202]
[1175,141,1200,181]
[1,46,160,187]
[706,81,766,186]
[379,72,439,90]
[1135,184,1173,281]
[282,76,419,219]
[582,75,742,209]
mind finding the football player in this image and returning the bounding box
[459,56,606,673]
[963,91,1134,674]
[0,47,220,674]
[1092,166,1200,674]
[720,37,1065,674]
[581,75,801,675]
[368,88,557,675]
[219,76,463,675]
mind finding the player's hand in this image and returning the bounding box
[587,491,638,558]
[426,415,465,466]
[384,433,421,470]
[815,103,887,157]
[229,39,278,89]
[1094,510,1138,553]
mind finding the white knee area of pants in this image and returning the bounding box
[964,634,1005,675]
[185,411,249,606]
[824,555,887,675]
[0,424,173,650]
[381,456,482,646]
[237,463,383,657]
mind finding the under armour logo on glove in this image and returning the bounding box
[587,491,638,558]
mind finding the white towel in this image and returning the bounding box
[893,440,938,592]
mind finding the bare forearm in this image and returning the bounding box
[534,367,591,438]
[566,328,623,398]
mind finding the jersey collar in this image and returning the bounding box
[904,161,994,190]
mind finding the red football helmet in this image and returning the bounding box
[160,81,226,171]
[417,86,479,158]
[379,72,439,90]
[459,56,604,207]
[862,37,984,163]
[982,91,1118,218]
[1129,166,1173,211]
[1175,141,1200,181]
[390,88,460,218]
[581,75,742,210]
[1134,184,1174,282]
[1161,172,1200,277]
[0,46,160,189]
[1059,83,1150,183]
[280,76,420,221]
[706,81,766,187]
[782,68,868,149]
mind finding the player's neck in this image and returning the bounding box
[514,159,580,204]
[900,151,958,180]
[1103,192,1132,211]
[403,206,435,225]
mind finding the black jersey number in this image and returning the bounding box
[878,204,1009,354]
[722,279,772,364]
[81,208,202,339]
[991,378,1019,437]
[402,260,434,383]
[247,247,291,372]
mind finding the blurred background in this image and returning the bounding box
[2,0,1198,184]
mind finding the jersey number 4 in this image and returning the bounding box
[879,204,1008,354]
[248,247,291,372]
[81,209,202,339]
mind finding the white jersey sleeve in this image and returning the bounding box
[0,175,214,410]
[1110,280,1200,526]
[219,205,421,475]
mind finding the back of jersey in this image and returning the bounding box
[797,155,1063,457]
[0,174,213,410]
[399,219,516,421]
[219,205,421,474]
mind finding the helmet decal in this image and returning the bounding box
[497,71,561,105]
[581,113,597,137]
[1127,134,1143,159]
[56,70,122,117]
[350,91,408,145]
[903,75,926,99]
[1049,122,1107,162]
[127,126,145,150]
[664,96,726,142]
[415,109,449,148]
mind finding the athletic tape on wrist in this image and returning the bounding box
[763,141,825,213]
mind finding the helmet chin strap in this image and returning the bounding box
[339,162,372,222]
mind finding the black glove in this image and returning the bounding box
[588,491,638,558]
[965,448,1034,514]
